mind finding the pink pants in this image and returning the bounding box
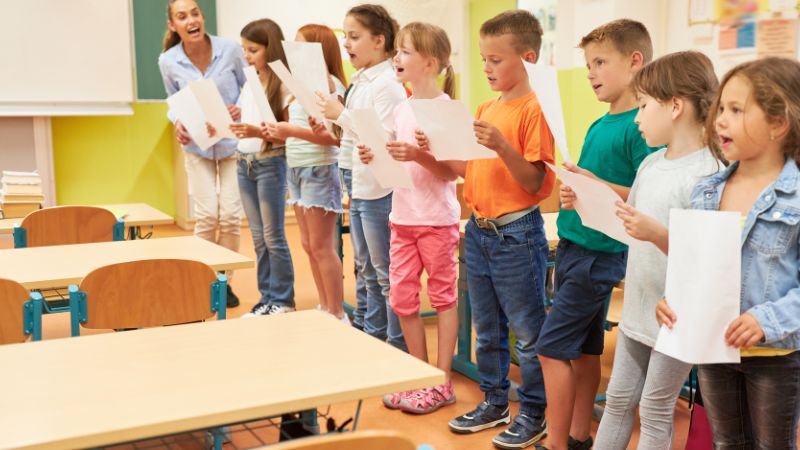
[389,222,459,316]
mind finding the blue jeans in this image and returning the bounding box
[341,168,367,328]
[237,157,295,308]
[699,352,800,449]
[465,209,548,418]
[349,193,406,351]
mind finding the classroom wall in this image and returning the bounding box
[51,103,175,216]
[41,0,704,212]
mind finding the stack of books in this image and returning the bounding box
[0,170,44,218]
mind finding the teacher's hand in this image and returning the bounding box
[227,104,241,121]
[175,121,192,145]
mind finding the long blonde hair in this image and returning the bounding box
[395,22,455,98]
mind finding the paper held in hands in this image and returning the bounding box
[409,99,498,161]
[166,78,236,150]
[242,66,277,124]
[545,162,637,246]
[267,59,326,123]
[349,108,413,190]
[655,209,741,364]
[524,60,572,164]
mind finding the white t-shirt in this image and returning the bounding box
[286,76,346,168]
[335,59,407,200]
[620,148,723,347]
[237,82,290,154]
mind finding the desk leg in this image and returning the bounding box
[452,240,480,382]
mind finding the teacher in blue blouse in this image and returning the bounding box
[158,0,245,307]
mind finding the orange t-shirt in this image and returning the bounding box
[464,91,556,219]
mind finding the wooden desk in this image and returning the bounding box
[0,236,252,290]
[0,203,174,236]
[0,310,444,450]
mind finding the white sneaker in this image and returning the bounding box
[241,304,295,318]
[338,313,351,325]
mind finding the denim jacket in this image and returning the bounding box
[691,158,800,350]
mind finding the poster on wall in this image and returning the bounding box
[757,18,798,56]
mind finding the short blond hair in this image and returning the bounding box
[480,9,543,57]
[579,19,653,63]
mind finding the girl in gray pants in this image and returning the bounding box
[593,51,724,449]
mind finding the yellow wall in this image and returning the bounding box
[51,103,175,216]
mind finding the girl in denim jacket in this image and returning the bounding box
[657,57,800,449]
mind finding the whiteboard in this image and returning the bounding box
[0,0,134,114]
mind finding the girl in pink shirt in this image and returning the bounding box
[360,22,460,414]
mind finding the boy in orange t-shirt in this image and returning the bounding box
[420,10,555,449]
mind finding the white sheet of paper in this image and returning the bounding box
[282,41,328,99]
[409,99,498,161]
[190,78,236,140]
[546,162,636,246]
[243,66,276,124]
[524,60,572,163]
[268,59,325,122]
[655,209,742,364]
[349,108,413,190]
[166,85,221,150]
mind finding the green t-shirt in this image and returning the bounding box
[557,108,654,253]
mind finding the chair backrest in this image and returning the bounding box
[0,278,32,344]
[539,178,561,214]
[19,205,120,247]
[72,259,222,333]
[263,430,417,450]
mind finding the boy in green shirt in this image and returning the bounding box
[534,19,655,450]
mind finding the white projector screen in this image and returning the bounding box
[0,0,134,115]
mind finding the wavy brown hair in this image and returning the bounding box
[707,57,800,163]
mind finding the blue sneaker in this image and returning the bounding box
[448,401,511,434]
[492,414,547,449]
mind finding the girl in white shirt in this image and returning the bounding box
[318,4,407,350]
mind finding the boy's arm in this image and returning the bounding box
[565,162,633,201]
[474,120,546,196]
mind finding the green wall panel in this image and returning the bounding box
[133,0,218,100]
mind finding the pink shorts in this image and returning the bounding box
[389,222,459,316]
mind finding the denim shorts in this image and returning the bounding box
[287,163,342,213]
[536,239,626,360]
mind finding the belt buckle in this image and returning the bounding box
[475,217,495,231]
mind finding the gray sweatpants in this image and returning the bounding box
[594,332,692,450]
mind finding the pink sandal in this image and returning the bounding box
[398,382,456,414]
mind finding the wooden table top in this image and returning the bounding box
[0,235,252,289]
[0,310,444,450]
[0,203,174,234]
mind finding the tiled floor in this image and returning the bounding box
[1,224,693,449]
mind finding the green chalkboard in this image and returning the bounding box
[133,0,217,100]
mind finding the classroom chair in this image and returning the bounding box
[13,205,124,248]
[260,430,419,450]
[0,278,44,343]
[68,258,227,336]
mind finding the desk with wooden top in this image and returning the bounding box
[0,235,252,290]
[0,203,174,239]
[0,310,445,450]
